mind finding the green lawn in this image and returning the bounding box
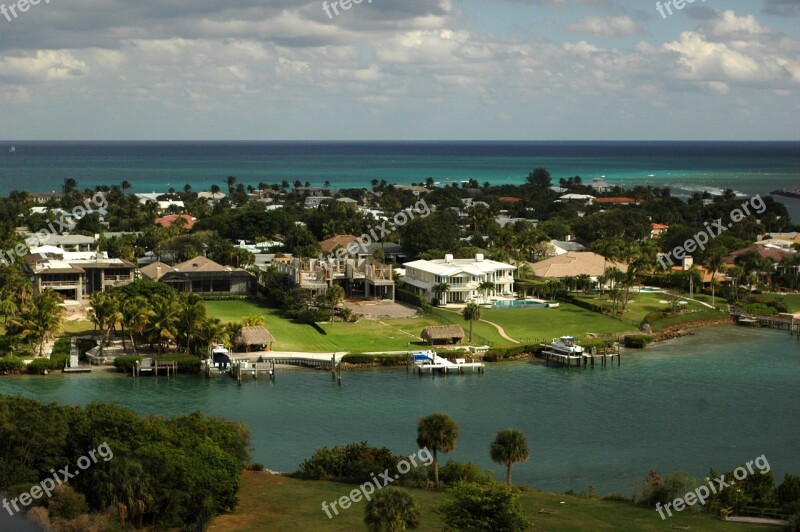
[479,304,632,344]
[759,293,800,313]
[573,292,711,324]
[206,300,453,353]
[210,472,771,532]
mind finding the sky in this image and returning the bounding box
[0,0,798,141]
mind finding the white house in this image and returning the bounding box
[403,254,515,305]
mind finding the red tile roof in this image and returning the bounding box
[155,214,196,230]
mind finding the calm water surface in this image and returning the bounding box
[1,326,799,495]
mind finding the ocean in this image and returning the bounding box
[2,140,799,221]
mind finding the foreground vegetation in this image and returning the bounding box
[0,395,251,529]
[211,472,775,531]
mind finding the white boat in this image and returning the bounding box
[549,336,584,356]
[9,145,15,153]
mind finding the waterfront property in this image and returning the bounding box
[233,326,277,352]
[23,251,135,300]
[275,257,395,301]
[140,256,257,297]
[403,254,515,305]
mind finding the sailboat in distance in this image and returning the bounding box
[9,145,16,153]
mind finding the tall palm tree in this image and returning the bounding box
[462,302,482,344]
[416,413,459,489]
[88,292,121,357]
[364,488,420,532]
[226,175,237,193]
[490,429,531,486]
[705,250,727,308]
[121,296,153,354]
[179,295,207,353]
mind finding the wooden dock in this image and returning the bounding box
[731,309,800,339]
[133,357,178,377]
[223,355,344,385]
[539,345,620,368]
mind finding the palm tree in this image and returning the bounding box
[705,250,727,308]
[88,292,121,357]
[431,283,450,306]
[121,296,153,354]
[477,281,495,304]
[462,302,482,344]
[364,488,420,532]
[13,290,65,356]
[226,175,237,193]
[416,413,459,489]
[326,285,345,324]
[148,296,179,354]
[490,429,530,486]
[179,295,207,353]
[210,184,221,199]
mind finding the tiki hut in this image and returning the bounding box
[232,326,276,352]
[421,325,465,345]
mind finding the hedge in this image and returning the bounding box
[27,356,69,374]
[0,357,26,373]
[483,344,539,362]
[113,355,142,373]
[396,288,425,307]
[342,354,408,366]
[647,310,726,332]
[155,354,203,373]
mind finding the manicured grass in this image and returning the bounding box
[206,300,452,353]
[759,293,800,313]
[210,472,770,532]
[479,304,632,344]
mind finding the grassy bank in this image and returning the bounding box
[209,472,770,531]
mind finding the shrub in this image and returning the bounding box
[624,335,653,349]
[439,460,493,486]
[342,354,408,366]
[437,481,531,532]
[299,442,402,483]
[741,303,779,316]
[246,463,265,471]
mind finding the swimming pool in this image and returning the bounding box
[492,300,547,309]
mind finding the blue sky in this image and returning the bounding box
[0,0,798,140]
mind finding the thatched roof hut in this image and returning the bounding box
[233,326,276,352]
[421,325,464,345]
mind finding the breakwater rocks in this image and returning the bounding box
[652,316,735,342]
[772,188,800,199]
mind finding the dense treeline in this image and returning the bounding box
[0,395,251,529]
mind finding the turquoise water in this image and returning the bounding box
[1,326,798,495]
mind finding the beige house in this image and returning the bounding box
[141,256,257,296]
[530,251,627,282]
